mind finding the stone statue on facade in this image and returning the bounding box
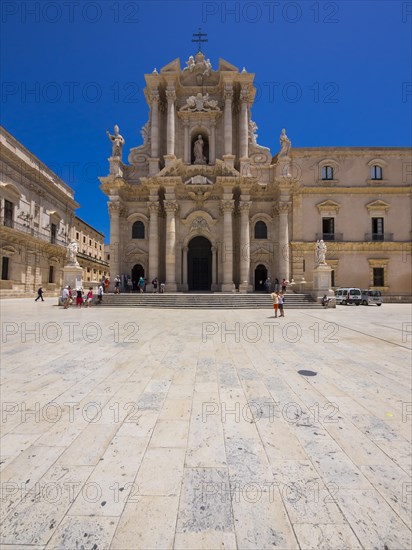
[316,239,327,265]
[180,92,219,112]
[184,55,196,72]
[106,125,125,158]
[183,52,212,76]
[67,240,80,266]
[248,120,258,145]
[194,135,207,165]
[279,128,291,157]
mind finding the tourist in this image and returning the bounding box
[62,286,70,309]
[127,277,133,293]
[97,283,104,304]
[274,278,280,292]
[35,287,44,302]
[281,278,288,293]
[152,277,158,293]
[264,277,271,293]
[278,292,285,317]
[271,291,279,318]
[76,287,83,308]
[160,282,165,293]
[138,276,145,293]
[86,287,93,307]
[104,278,110,293]
[114,275,120,294]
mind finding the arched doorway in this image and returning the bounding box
[132,264,144,291]
[254,264,267,291]
[188,236,212,291]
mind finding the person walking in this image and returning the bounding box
[97,283,104,304]
[152,278,158,293]
[138,276,145,293]
[281,278,287,293]
[86,287,93,307]
[35,287,44,302]
[271,291,279,318]
[278,292,285,317]
[62,286,70,309]
[76,287,84,308]
[127,277,133,293]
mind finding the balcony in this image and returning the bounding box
[315,233,343,242]
[1,217,68,247]
[364,233,393,242]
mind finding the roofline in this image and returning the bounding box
[75,215,105,238]
[292,146,412,152]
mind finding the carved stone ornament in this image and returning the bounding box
[191,217,210,232]
[220,200,234,213]
[180,92,220,112]
[140,121,151,146]
[66,240,80,266]
[185,175,213,185]
[164,201,179,214]
[183,51,212,76]
[248,121,258,145]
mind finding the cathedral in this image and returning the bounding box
[100,51,411,297]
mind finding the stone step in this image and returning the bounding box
[95,293,323,309]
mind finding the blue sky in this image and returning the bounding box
[1,0,411,241]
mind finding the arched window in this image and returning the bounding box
[132,221,145,239]
[254,221,267,239]
[371,165,382,180]
[322,165,334,180]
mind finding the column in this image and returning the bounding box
[220,199,235,292]
[150,89,159,157]
[108,201,121,283]
[166,88,176,156]
[239,86,249,159]
[277,202,290,282]
[224,86,233,156]
[164,200,178,291]
[211,245,217,290]
[183,121,190,164]
[148,201,160,280]
[210,121,216,164]
[239,200,252,293]
[182,246,188,288]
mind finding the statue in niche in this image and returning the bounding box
[279,128,291,157]
[316,239,327,265]
[193,135,207,165]
[106,125,125,158]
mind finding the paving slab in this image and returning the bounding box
[0,299,411,549]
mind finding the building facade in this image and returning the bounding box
[100,52,411,297]
[71,217,109,284]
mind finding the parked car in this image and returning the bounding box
[335,288,362,305]
[361,289,383,306]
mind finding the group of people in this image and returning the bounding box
[61,286,94,309]
[270,291,286,318]
[264,277,288,294]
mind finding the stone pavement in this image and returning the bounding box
[0,299,411,550]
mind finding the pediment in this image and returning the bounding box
[365,200,390,211]
[218,58,239,72]
[160,58,180,73]
[124,243,147,257]
[316,200,341,213]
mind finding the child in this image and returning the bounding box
[271,291,279,318]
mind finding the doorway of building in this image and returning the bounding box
[132,264,144,291]
[188,236,212,291]
[254,264,267,291]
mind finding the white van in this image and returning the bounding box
[361,289,383,306]
[335,288,362,305]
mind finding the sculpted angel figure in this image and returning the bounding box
[184,55,195,72]
[106,125,125,157]
[279,128,291,157]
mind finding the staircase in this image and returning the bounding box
[97,292,322,309]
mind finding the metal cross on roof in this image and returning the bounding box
[192,28,208,52]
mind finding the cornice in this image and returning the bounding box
[299,186,411,195]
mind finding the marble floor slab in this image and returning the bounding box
[0,300,411,549]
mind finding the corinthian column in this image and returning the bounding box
[183,120,190,164]
[239,200,252,293]
[166,88,176,157]
[239,86,249,159]
[210,121,216,165]
[108,201,121,285]
[277,202,291,282]
[223,86,233,157]
[220,199,235,292]
[148,201,160,281]
[164,200,178,291]
[150,89,159,158]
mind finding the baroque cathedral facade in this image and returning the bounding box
[100,52,411,297]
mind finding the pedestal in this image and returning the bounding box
[62,265,83,291]
[222,155,235,169]
[164,154,176,168]
[148,158,160,175]
[311,264,335,307]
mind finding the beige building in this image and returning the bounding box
[100,52,411,297]
[71,216,109,284]
[0,127,107,296]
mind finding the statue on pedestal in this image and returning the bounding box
[279,128,291,157]
[316,239,327,265]
[67,240,80,266]
[106,124,125,158]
